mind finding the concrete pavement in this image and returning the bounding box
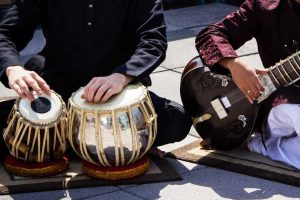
[1,3,300,200]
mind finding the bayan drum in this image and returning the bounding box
[68,83,157,180]
[3,91,69,176]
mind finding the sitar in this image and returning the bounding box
[180,51,300,150]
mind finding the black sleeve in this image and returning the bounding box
[0,0,42,79]
[113,0,167,80]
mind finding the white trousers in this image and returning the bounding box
[248,104,300,169]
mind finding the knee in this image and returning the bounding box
[170,107,193,142]
[154,103,193,146]
[24,54,45,75]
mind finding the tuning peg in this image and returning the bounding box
[284,44,293,55]
[292,40,299,51]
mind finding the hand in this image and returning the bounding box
[83,73,133,103]
[219,58,269,103]
[6,66,51,101]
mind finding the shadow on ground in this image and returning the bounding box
[123,158,300,200]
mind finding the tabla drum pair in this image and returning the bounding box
[68,83,157,180]
[3,83,157,179]
[3,92,69,176]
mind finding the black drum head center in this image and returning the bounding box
[31,97,51,114]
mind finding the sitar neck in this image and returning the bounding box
[267,51,300,88]
[256,51,300,103]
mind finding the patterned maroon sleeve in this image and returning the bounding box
[196,0,257,67]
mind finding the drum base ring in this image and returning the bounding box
[82,156,149,180]
[4,155,69,177]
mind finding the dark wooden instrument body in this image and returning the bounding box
[180,57,259,150]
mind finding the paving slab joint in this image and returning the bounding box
[75,188,121,200]
[119,187,148,200]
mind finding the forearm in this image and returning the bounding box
[218,57,242,71]
[0,3,22,77]
[0,53,23,78]
[113,0,167,80]
[0,0,42,79]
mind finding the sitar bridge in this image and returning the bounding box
[211,98,228,119]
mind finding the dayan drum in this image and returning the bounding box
[68,83,157,180]
[3,91,69,176]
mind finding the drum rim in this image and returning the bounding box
[14,91,67,127]
[68,83,149,112]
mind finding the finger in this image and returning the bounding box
[17,79,34,100]
[101,88,118,102]
[10,83,25,98]
[254,82,264,99]
[84,78,103,100]
[249,77,265,99]
[84,78,97,97]
[84,79,95,99]
[24,76,43,95]
[245,75,262,98]
[93,84,110,103]
[242,88,253,104]
[247,90,256,101]
[256,68,269,75]
[86,81,103,102]
[246,94,253,104]
[249,84,261,99]
[32,73,51,95]
[40,82,51,96]
[253,78,264,93]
